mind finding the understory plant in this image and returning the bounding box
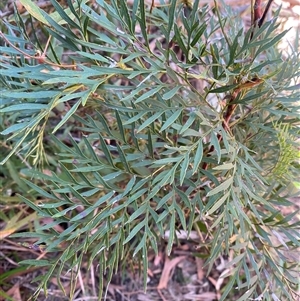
[0,0,299,300]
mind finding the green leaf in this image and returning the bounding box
[137,111,164,132]
[209,84,238,94]
[210,132,221,163]
[0,122,30,135]
[19,259,52,266]
[21,179,56,199]
[123,112,147,125]
[122,176,136,197]
[17,195,51,218]
[225,253,245,269]
[49,0,81,29]
[228,28,243,66]
[191,23,207,47]
[118,0,132,33]
[0,104,48,113]
[206,191,229,214]
[125,204,147,226]
[52,99,81,133]
[174,25,188,57]
[19,0,50,25]
[156,191,173,210]
[147,130,154,158]
[207,178,233,197]
[162,86,182,100]
[125,188,148,206]
[98,134,115,167]
[132,232,147,257]
[179,152,189,185]
[236,284,257,301]
[123,220,146,245]
[167,0,177,37]
[138,0,149,48]
[192,140,203,174]
[115,110,126,142]
[219,274,238,301]
[256,30,290,56]
[134,86,163,104]
[179,113,196,134]
[2,91,58,98]
[167,210,176,255]
[160,110,182,132]
[213,163,234,170]
[151,157,182,166]
[116,144,131,172]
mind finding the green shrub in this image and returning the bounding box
[1,0,299,300]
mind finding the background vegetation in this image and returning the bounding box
[0,0,299,300]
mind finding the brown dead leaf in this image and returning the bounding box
[153,251,163,266]
[208,276,221,300]
[208,276,217,287]
[1,283,22,301]
[0,211,37,240]
[195,257,204,281]
[147,268,154,277]
[183,291,217,300]
[157,255,186,290]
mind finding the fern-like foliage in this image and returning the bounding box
[1,0,299,300]
[270,122,299,180]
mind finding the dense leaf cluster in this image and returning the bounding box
[0,0,299,300]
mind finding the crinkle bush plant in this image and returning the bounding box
[0,0,299,300]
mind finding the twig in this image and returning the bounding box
[253,0,274,27]
[250,0,274,39]
[253,0,263,25]
[258,0,274,27]
[202,77,263,170]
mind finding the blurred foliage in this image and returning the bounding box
[0,0,299,300]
